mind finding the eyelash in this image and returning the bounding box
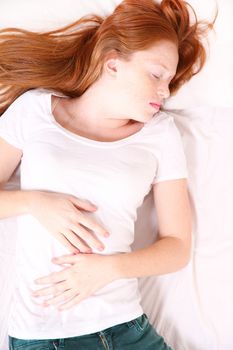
[152,74,160,80]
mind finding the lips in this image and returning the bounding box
[149,102,161,110]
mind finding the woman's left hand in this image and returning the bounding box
[32,253,116,310]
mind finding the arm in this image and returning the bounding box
[0,137,108,252]
[0,136,28,217]
[112,178,192,277]
[33,178,192,309]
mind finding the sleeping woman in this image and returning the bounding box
[0,0,213,349]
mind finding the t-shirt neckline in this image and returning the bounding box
[45,91,150,148]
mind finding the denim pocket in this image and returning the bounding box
[127,314,149,333]
[9,337,50,350]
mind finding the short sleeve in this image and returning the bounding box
[153,116,188,184]
[0,92,30,149]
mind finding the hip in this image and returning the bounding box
[9,314,172,350]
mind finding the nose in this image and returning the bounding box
[157,83,170,100]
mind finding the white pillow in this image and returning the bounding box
[166,0,233,108]
[0,0,121,29]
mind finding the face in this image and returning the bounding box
[106,40,179,123]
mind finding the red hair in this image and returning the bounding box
[0,0,214,115]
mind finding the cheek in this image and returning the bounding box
[118,74,154,110]
[130,81,154,108]
[133,77,154,99]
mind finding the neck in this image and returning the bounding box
[65,88,130,130]
[52,90,144,142]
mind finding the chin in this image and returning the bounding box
[143,114,155,123]
[132,111,154,124]
[134,113,150,123]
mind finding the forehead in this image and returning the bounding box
[130,40,179,72]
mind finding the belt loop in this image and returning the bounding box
[98,332,110,350]
[52,339,65,349]
[52,341,58,350]
[58,338,65,348]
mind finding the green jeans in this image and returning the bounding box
[9,314,172,350]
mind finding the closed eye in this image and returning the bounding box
[152,74,160,80]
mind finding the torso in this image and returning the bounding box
[4,89,185,340]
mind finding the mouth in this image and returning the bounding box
[149,102,161,110]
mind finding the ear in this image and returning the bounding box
[104,50,119,76]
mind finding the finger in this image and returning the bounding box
[58,293,87,311]
[55,233,80,254]
[69,196,97,212]
[32,286,54,297]
[77,212,110,238]
[63,230,92,253]
[32,281,68,297]
[44,289,75,306]
[70,224,104,252]
[34,269,67,285]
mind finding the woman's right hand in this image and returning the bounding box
[27,191,109,254]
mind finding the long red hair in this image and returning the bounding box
[0,0,214,115]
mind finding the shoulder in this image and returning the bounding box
[5,88,49,114]
[142,111,185,156]
[144,111,177,136]
[15,88,47,102]
[0,89,55,130]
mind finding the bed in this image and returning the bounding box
[0,1,232,349]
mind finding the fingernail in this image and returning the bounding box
[98,246,104,251]
[104,232,110,237]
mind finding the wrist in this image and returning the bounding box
[24,190,40,214]
[106,254,126,281]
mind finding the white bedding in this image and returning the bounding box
[0,1,233,349]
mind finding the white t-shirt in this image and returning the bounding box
[0,89,188,339]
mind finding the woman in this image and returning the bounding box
[0,0,212,349]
